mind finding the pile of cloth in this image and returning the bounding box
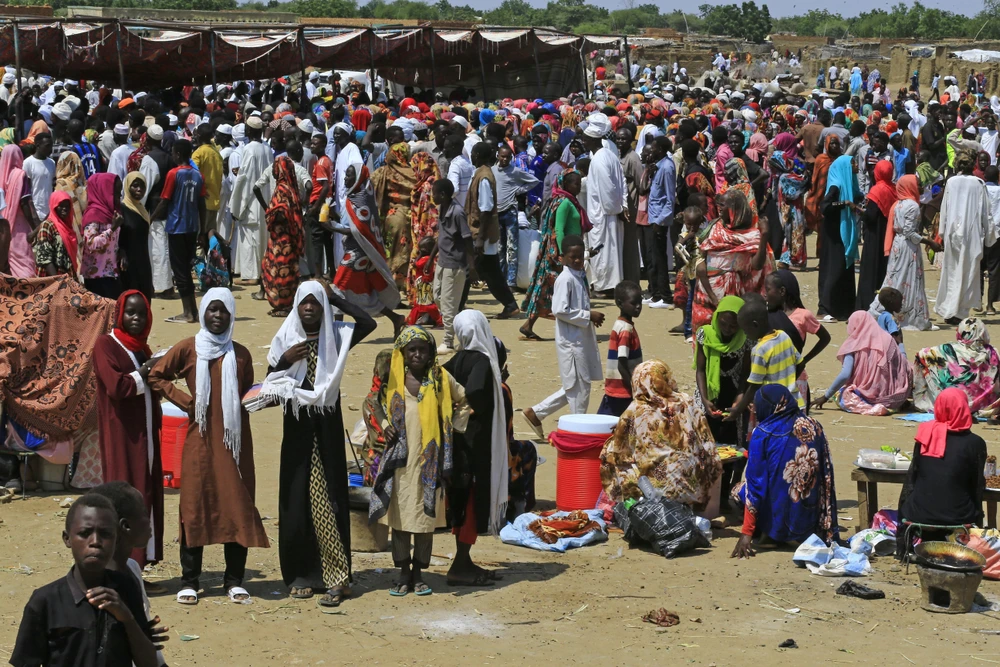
[500,509,607,552]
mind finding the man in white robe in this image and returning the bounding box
[581,113,627,293]
[229,116,273,283]
[935,156,997,322]
[107,124,133,181]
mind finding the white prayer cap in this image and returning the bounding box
[52,102,72,121]
[63,95,81,111]
[583,112,611,138]
[216,123,233,136]
[114,123,130,136]
[246,116,264,130]
[308,71,319,81]
[232,124,246,142]
[452,116,469,130]
[203,85,214,98]
[823,98,834,110]
[742,109,757,123]
[147,124,164,141]
[333,121,352,135]
[1,73,14,85]
[166,113,178,126]
[4,66,13,75]
[134,91,146,102]
[296,118,315,134]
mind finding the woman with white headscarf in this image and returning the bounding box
[262,281,376,607]
[444,310,508,586]
[443,310,508,587]
[149,287,269,606]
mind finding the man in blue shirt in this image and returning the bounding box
[644,136,675,309]
[151,139,206,323]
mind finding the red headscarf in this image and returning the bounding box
[915,387,972,458]
[112,289,152,356]
[866,160,895,219]
[46,190,78,274]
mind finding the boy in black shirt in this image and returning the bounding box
[11,494,158,667]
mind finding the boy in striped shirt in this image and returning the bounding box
[598,280,643,417]
[726,295,803,424]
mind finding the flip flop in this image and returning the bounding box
[389,583,409,597]
[164,314,194,323]
[251,292,268,301]
[176,588,198,605]
[227,586,251,603]
[289,586,314,599]
[318,590,346,607]
[518,329,543,341]
[447,572,495,587]
[143,580,168,595]
[413,582,433,596]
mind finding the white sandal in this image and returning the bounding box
[176,588,198,605]
[227,586,251,603]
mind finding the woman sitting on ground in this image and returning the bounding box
[600,359,721,510]
[811,311,910,416]
[913,317,1000,415]
[732,384,838,558]
[897,388,986,551]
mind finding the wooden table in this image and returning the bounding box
[851,467,1000,533]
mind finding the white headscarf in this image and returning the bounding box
[452,309,508,536]
[195,288,242,464]
[262,281,354,415]
[584,112,611,138]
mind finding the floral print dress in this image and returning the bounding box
[599,360,722,511]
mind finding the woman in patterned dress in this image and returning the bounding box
[407,152,441,305]
[371,142,416,290]
[731,384,838,558]
[260,156,304,317]
[263,281,376,606]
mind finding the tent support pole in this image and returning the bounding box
[298,27,307,103]
[12,20,23,141]
[114,20,126,93]
[531,30,544,99]
[368,31,376,99]
[209,31,218,101]
[622,35,632,92]
[477,40,489,105]
[578,45,589,97]
[428,27,436,95]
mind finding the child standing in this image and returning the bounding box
[675,204,712,342]
[406,236,443,326]
[432,179,473,354]
[727,295,803,424]
[148,287,269,606]
[11,495,158,667]
[521,235,604,437]
[598,280,643,417]
[92,481,168,666]
[764,270,832,406]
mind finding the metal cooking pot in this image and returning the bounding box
[913,541,986,573]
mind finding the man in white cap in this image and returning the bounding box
[230,114,274,285]
[305,71,319,101]
[107,123,134,181]
[140,124,175,295]
[295,117,317,172]
[580,112,627,294]
[0,72,16,104]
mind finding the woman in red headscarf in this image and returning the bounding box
[856,160,894,310]
[93,289,165,571]
[32,190,78,277]
[898,388,985,547]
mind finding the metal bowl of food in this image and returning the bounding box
[913,541,987,573]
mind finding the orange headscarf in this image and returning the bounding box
[884,175,921,256]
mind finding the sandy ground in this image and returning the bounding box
[3,244,1000,666]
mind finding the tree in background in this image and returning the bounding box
[699,2,772,43]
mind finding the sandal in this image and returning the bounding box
[290,586,314,599]
[447,572,495,587]
[164,314,195,324]
[318,590,346,607]
[412,582,432,596]
[389,582,410,597]
[518,327,543,341]
[251,292,268,301]
[143,580,168,595]
[176,588,198,605]
[517,410,545,440]
[227,586,251,603]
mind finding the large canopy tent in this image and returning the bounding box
[0,20,626,100]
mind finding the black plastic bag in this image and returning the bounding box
[616,497,710,558]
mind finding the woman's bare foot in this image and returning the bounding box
[520,407,544,439]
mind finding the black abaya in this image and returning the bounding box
[855,200,889,311]
[444,349,495,535]
[817,186,857,320]
[118,207,154,300]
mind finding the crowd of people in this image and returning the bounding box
[3,56,1000,666]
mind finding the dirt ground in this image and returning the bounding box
[3,246,1000,666]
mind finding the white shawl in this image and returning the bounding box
[453,310,508,535]
[262,281,354,415]
[195,288,242,464]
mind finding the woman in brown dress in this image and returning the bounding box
[149,287,269,605]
